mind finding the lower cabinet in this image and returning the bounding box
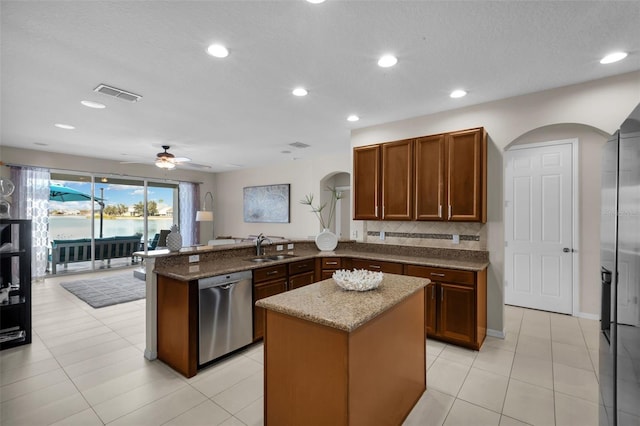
[288,259,315,290]
[253,265,287,341]
[350,258,403,274]
[317,257,343,281]
[405,264,487,350]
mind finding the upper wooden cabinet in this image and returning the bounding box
[446,128,487,222]
[354,127,487,223]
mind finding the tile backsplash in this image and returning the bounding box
[364,220,486,251]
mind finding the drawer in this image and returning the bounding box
[253,265,287,283]
[288,259,314,275]
[289,271,315,290]
[351,258,404,274]
[405,264,475,285]
[321,258,342,270]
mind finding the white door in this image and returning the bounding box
[504,141,575,314]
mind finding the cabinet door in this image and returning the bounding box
[353,145,381,220]
[439,283,475,344]
[415,134,446,221]
[351,258,403,274]
[381,139,413,220]
[447,128,486,222]
[289,271,315,290]
[425,283,437,336]
[253,278,287,340]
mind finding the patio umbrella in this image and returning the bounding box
[49,184,106,237]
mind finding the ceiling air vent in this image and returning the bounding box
[94,84,142,102]
[289,142,310,149]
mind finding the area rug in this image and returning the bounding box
[60,272,145,308]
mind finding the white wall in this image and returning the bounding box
[214,154,350,239]
[351,71,640,334]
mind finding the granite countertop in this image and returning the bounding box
[255,273,429,332]
[153,248,488,282]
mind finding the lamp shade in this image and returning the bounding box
[196,210,213,221]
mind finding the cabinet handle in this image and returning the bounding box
[438,205,442,218]
[375,206,378,217]
[369,265,381,269]
[430,273,445,277]
[266,270,278,275]
[297,264,307,268]
[448,205,452,220]
[326,261,338,265]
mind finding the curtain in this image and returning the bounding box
[10,166,50,282]
[179,182,199,247]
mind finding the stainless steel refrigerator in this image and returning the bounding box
[600,102,640,426]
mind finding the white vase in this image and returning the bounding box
[166,224,182,252]
[315,228,338,251]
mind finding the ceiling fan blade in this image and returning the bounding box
[173,157,191,163]
[184,162,211,169]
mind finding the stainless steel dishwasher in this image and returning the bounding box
[198,270,253,365]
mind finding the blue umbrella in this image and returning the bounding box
[50,184,106,236]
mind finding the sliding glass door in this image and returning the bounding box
[48,171,178,274]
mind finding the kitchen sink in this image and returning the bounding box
[247,254,297,263]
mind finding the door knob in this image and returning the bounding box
[563,248,572,253]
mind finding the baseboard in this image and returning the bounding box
[487,328,505,339]
[577,312,600,321]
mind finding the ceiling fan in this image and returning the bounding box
[120,145,211,170]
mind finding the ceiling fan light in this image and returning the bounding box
[155,159,176,169]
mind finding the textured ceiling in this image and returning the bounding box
[1,1,639,172]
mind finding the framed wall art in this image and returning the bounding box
[243,184,290,223]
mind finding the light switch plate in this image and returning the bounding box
[380,231,385,240]
[452,234,460,244]
[188,255,199,263]
[287,243,294,250]
[276,245,283,251]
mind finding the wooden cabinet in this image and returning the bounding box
[350,258,404,274]
[157,275,198,377]
[354,127,487,223]
[253,264,288,341]
[288,259,315,290]
[353,145,380,220]
[415,128,487,222]
[0,219,32,350]
[405,264,487,350]
[381,139,413,220]
[317,257,343,280]
[353,139,413,221]
[446,128,487,222]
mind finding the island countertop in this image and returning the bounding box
[255,273,429,332]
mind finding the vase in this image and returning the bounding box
[315,228,338,251]
[166,224,182,252]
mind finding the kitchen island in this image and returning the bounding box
[256,273,429,426]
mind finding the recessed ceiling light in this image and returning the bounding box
[377,54,398,68]
[347,115,360,122]
[54,123,75,130]
[207,44,229,58]
[292,87,308,96]
[600,51,628,64]
[281,150,292,154]
[307,0,325,3]
[450,89,467,99]
[81,100,106,109]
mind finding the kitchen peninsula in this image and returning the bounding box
[143,240,488,377]
[257,274,428,426]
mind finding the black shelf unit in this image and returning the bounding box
[0,219,32,350]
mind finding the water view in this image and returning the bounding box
[49,216,174,240]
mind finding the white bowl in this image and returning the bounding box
[332,269,383,291]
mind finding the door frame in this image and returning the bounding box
[504,138,580,315]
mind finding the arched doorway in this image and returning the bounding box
[319,172,351,239]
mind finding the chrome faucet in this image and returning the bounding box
[255,233,272,256]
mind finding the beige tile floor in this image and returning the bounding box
[0,268,602,425]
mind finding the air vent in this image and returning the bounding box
[289,142,310,149]
[94,84,142,102]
